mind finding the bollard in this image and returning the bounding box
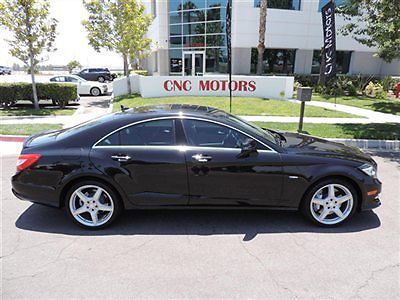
[297,87,312,133]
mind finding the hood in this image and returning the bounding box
[280,132,376,166]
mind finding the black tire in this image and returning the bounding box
[98,76,105,82]
[90,87,101,96]
[65,180,123,229]
[301,178,358,227]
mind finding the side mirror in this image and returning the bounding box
[237,139,257,158]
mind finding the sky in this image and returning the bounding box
[0,0,123,68]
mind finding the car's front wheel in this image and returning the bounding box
[90,87,101,96]
[98,76,105,82]
[301,179,358,227]
[65,181,122,229]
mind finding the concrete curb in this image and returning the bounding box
[1,115,59,120]
[328,138,400,151]
[0,135,27,142]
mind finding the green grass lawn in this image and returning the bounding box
[113,94,360,118]
[0,101,78,116]
[312,94,400,116]
[254,122,400,140]
[0,124,63,136]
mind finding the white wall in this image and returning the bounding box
[114,74,294,99]
[232,0,375,52]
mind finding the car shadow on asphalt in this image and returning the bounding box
[15,205,381,240]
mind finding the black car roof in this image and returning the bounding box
[115,104,230,121]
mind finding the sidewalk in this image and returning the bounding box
[1,97,400,125]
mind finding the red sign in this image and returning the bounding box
[163,79,256,92]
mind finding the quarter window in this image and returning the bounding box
[182,119,265,149]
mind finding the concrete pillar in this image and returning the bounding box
[232,48,252,75]
[294,49,313,74]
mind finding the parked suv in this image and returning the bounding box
[0,66,12,75]
[74,68,116,82]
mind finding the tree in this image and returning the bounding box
[256,0,267,75]
[82,0,152,94]
[0,0,57,109]
[338,0,400,62]
[67,60,82,73]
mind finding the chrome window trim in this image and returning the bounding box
[92,116,276,152]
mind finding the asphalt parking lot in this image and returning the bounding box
[1,152,399,299]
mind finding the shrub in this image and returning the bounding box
[364,81,387,99]
[0,82,78,108]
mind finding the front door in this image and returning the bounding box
[180,119,284,207]
[182,51,205,76]
[90,118,189,206]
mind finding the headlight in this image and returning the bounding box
[102,85,107,89]
[358,164,377,178]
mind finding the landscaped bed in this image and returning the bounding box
[0,101,78,116]
[113,94,360,118]
[0,124,63,136]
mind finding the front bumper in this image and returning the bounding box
[360,178,382,211]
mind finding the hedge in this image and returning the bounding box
[0,82,78,108]
[294,74,398,97]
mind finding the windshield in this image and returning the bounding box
[223,113,277,144]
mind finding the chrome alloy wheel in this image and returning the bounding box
[310,184,354,225]
[69,185,114,227]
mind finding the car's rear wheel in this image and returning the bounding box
[301,179,358,227]
[98,76,105,82]
[65,181,122,229]
[90,87,101,96]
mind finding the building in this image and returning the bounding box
[143,0,400,77]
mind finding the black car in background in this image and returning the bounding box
[0,66,12,75]
[74,68,117,82]
[12,105,381,229]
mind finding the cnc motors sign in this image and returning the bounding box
[321,1,337,84]
[136,76,294,99]
[163,79,256,93]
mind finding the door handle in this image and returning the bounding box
[111,154,131,162]
[192,154,212,163]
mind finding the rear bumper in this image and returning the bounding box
[12,175,60,208]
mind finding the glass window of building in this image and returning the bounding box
[250,48,296,74]
[168,0,228,75]
[254,0,301,10]
[311,50,352,74]
[318,0,344,11]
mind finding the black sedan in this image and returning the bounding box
[74,68,117,82]
[12,105,381,229]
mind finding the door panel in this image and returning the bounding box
[90,146,188,206]
[185,148,283,206]
[181,119,283,206]
[90,118,189,206]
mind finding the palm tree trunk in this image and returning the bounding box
[123,54,132,94]
[256,0,267,75]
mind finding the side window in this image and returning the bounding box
[58,76,66,82]
[182,119,252,149]
[67,76,78,82]
[97,131,119,146]
[120,119,175,146]
[82,69,89,73]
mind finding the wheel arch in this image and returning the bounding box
[300,175,363,212]
[59,175,126,209]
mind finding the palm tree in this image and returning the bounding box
[256,0,267,75]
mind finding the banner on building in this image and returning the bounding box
[320,0,336,85]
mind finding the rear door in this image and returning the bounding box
[90,118,189,206]
[180,118,283,207]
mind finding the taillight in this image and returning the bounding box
[16,154,41,171]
